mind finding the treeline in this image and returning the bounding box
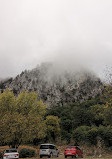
[0,86,112,148]
[47,85,112,147]
[0,89,60,148]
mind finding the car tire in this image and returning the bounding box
[57,153,59,157]
[40,155,43,158]
[65,155,67,158]
[75,154,78,158]
[48,153,53,158]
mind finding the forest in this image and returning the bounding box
[0,85,112,149]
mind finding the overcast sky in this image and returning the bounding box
[0,0,112,79]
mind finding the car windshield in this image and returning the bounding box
[66,147,75,149]
[40,145,49,149]
[5,149,17,153]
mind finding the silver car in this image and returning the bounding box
[39,143,59,158]
[3,149,19,159]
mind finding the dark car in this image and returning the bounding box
[64,146,83,158]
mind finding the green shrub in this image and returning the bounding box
[72,126,90,144]
[86,127,98,145]
[98,126,112,147]
[19,148,36,158]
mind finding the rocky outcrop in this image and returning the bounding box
[0,63,104,107]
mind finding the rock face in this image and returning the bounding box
[0,63,104,107]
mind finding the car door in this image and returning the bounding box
[75,147,80,156]
[76,147,82,156]
[53,146,57,156]
[54,146,58,156]
[50,145,55,156]
[51,145,57,156]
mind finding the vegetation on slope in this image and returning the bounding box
[0,84,112,149]
[0,63,103,107]
[0,64,112,157]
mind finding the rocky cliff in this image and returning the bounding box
[0,63,104,107]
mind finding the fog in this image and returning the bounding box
[0,0,112,80]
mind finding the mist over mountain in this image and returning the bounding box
[0,63,104,107]
[0,1,112,79]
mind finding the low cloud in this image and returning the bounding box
[0,0,112,79]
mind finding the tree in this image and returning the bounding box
[0,112,27,148]
[103,85,112,126]
[0,89,16,118]
[72,126,90,144]
[90,104,104,126]
[0,90,46,147]
[45,115,60,142]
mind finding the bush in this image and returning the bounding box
[19,148,36,158]
[86,127,98,145]
[98,126,112,147]
[72,126,90,144]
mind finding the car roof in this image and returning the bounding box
[66,146,77,147]
[40,143,55,146]
[66,146,79,148]
[5,149,17,150]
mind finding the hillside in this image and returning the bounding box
[0,63,104,107]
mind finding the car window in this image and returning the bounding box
[10,149,18,153]
[66,147,76,149]
[49,145,55,149]
[76,147,80,150]
[40,145,49,149]
[5,149,17,153]
[5,150,10,153]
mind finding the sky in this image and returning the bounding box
[0,0,112,80]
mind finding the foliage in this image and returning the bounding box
[0,89,46,147]
[90,104,104,126]
[0,112,27,147]
[98,126,112,147]
[0,89,16,118]
[47,100,101,142]
[1,85,112,148]
[72,125,112,147]
[72,126,90,144]
[45,115,60,142]
[19,148,36,158]
[46,95,112,146]
[103,85,112,126]
[104,106,112,126]
[86,126,98,145]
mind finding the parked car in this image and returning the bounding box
[64,146,83,158]
[39,143,59,158]
[3,149,19,159]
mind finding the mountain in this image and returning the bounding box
[0,63,104,107]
